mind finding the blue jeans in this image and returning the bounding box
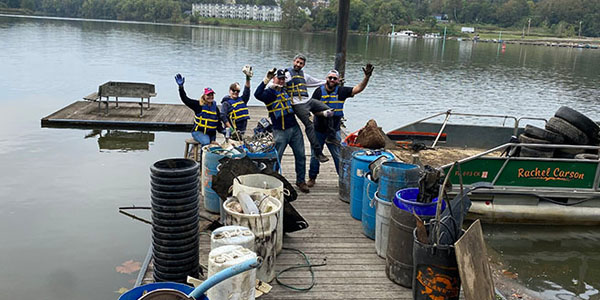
[309,130,341,179]
[191,131,216,146]
[273,126,306,184]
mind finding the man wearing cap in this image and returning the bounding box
[285,54,334,164]
[254,68,310,193]
[307,64,374,187]
[175,73,228,146]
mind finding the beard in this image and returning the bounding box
[326,82,338,90]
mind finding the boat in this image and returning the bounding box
[389,30,418,38]
[387,110,600,225]
[423,33,441,39]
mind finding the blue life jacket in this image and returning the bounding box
[193,103,219,134]
[285,67,308,98]
[266,91,294,129]
[319,85,344,117]
[223,97,250,128]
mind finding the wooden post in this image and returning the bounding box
[334,0,350,82]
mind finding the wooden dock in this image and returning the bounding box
[110,104,414,299]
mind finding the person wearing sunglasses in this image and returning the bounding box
[175,73,227,146]
[284,54,335,164]
[307,64,374,187]
[254,68,311,193]
[220,65,253,139]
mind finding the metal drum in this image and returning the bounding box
[338,144,361,203]
[350,150,394,220]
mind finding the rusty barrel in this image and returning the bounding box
[339,144,361,203]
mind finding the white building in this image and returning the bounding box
[192,3,283,22]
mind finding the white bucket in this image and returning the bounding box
[232,174,285,254]
[207,245,257,300]
[223,196,280,282]
[211,225,255,251]
[375,192,392,258]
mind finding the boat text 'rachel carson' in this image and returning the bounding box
[517,167,585,181]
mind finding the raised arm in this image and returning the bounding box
[351,64,374,96]
[175,74,201,112]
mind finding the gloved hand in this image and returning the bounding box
[263,67,277,85]
[362,64,374,78]
[242,65,253,80]
[224,127,232,138]
[175,74,185,86]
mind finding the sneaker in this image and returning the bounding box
[316,153,329,163]
[307,178,316,187]
[325,137,341,147]
[296,182,310,193]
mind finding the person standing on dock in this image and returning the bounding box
[175,73,228,145]
[220,65,253,140]
[307,64,374,187]
[254,68,310,194]
[285,54,334,164]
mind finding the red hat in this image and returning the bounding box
[204,87,215,95]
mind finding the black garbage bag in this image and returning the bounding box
[211,156,306,233]
[417,165,451,203]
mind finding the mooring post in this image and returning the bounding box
[334,0,350,83]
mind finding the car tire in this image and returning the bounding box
[519,146,554,158]
[554,106,599,141]
[523,125,565,144]
[545,117,589,145]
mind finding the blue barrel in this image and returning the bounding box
[378,162,420,202]
[361,172,378,239]
[203,146,246,213]
[245,148,280,172]
[339,143,361,203]
[350,150,394,220]
[395,188,445,215]
[119,282,208,300]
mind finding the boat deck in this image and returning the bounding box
[131,105,413,299]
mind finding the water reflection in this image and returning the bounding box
[84,129,155,151]
[484,224,600,299]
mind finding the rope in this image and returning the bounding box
[275,247,327,291]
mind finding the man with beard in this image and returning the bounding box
[255,68,311,193]
[285,54,334,164]
[307,64,374,187]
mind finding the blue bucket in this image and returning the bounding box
[350,150,395,220]
[393,188,445,216]
[245,148,280,172]
[118,282,208,300]
[203,146,246,213]
[378,162,420,202]
[361,173,378,239]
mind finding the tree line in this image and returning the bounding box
[1,0,599,37]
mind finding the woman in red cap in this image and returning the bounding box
[175,73,228,145]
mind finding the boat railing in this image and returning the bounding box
[440,142,600,192]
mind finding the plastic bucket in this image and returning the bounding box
[232,174,285,254]
[339,144,361,203]
[375,192,391,258]
[118,282,207,300]
[223,197,280,283]
[377,162,420,201]
[350,150,395,220]
[202,146,246,213]
[361,173,378,239]
[245,148,280,172]
[394,188,445,216]
[412,228,461,300]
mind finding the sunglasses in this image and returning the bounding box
[328,76,339,80]
[231,89,240,93]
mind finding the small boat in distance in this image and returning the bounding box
[423,33,441,39]
[389,30,418,38]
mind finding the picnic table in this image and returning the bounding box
[84,81,157,117]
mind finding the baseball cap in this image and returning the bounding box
[204,87,215,95]
[276,69,287,79]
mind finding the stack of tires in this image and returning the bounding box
[519,106,599,158]
[150,158,200,283]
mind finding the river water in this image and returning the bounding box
[1,15,600,299]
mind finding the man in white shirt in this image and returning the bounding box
[285,54,333,163]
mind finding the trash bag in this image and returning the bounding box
[212,156,306,233]
[417,165,451,203]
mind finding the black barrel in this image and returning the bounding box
[339,144,361,203]
[150,158,200,283]
[412,228,461,300]
[385,205,416,287]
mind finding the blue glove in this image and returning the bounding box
[175,74,185,86]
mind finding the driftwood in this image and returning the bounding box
[355,119,387,149]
